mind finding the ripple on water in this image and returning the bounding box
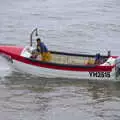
[0,0,120,119]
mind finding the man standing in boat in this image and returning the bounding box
[36,38,48,53]
[36,38,51,61]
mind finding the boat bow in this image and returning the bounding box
[0,46,23,56]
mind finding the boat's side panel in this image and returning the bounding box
[12,59,116,81]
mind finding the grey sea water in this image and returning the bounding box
[0,0,120,120]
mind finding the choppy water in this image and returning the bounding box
[0,0,120,120]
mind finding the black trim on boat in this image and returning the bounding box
[50,51,108,58]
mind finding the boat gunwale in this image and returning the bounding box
[50,50,109,58]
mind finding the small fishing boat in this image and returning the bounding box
[0,28,120,81]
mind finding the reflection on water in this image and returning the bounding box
[0,71,120,120]
[0,0,120,119]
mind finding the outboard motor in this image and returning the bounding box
[115,57,120,78]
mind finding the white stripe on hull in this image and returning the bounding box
[11,60,117,81]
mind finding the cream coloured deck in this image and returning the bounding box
[50,53,95,65]
[20,47,97,65]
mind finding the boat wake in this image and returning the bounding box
[0,56,12,77]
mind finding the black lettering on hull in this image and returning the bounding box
[89,72,110,78]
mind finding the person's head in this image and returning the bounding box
[36,38,41,45]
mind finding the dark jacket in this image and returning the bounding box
[37,42,48,53]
